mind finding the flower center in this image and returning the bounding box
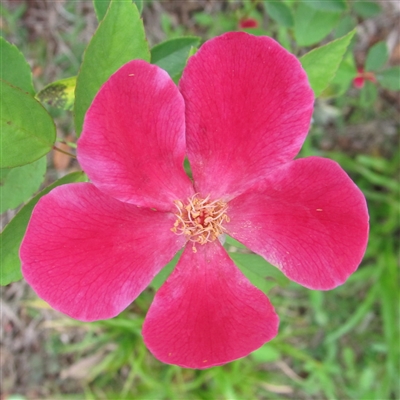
[171,194,230,251]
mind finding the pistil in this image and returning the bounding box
[171,194,230,251]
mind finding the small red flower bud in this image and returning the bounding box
[239,17,258,29]
[353,67,377,89]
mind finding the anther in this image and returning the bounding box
[171,194,229,249]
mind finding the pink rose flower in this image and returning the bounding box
[20,32,369,369]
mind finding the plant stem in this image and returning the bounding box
[53,145,76,158]
[56,137,77,148]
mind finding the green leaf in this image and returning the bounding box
[229,252,289,287]
[0,169,10,182]
[225,235,247,249]
[263,1,294,28]
[93,0,110,21]
[151,37,201,80]
[365,41,389,72]
[360,80,378,107]
[151,247,290,293]
[321,52,357,98]
[294,3,341,46]
[334,14,356,39]
[93,0,143,22]
[236,262,276,293]
[0,171,87,286]
[74,0,150,136]
[240,28,269,37]
[277,25,292,51]
[149,251,181,290]
[300,29,356,97]
[0,80,56,168]
[36,76,76,111]
[0,157,46,213]
[187,46,198,58]
[193,12,213,27]
[377,67,400,91]
[300,0,346,12]
[352,1,381,18]
[252,344,281,363]
[133,0,143,14]
[0,37,35,95]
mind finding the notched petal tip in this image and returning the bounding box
[142,241,279,369]
[78,59,193,211]
[227,157,369,291]
[20,183,186,321]
[180,31,314,200]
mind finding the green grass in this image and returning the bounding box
[2,0,398,399]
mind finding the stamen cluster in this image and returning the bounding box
[172,194,230,250]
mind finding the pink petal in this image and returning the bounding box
[226,157,369,290]
[143,241,279,369]
[20,183,185,321]
[353,76,365,89]
[78,60,193,212]
[179,32,314,201]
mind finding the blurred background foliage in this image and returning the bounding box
[1,0,399,399]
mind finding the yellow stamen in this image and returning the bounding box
[171,194,229,249]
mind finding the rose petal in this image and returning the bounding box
[143,241,279,369]
[226,157,369,290]
[180,32,314,200]
[78,60,193,212]
[20,183,185,321]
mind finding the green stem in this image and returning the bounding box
[53,145,76,158]
[56,137,77,149]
